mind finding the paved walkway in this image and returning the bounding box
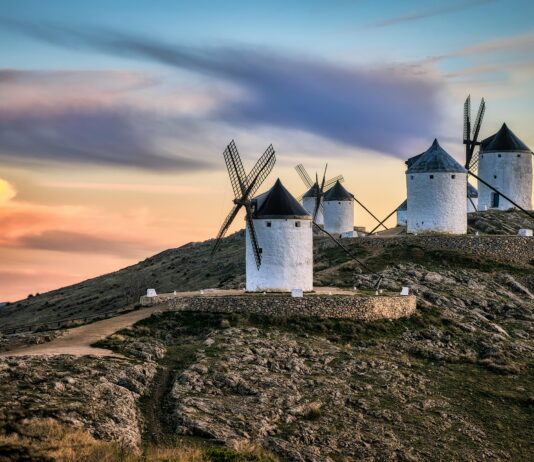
[1,287,365,357]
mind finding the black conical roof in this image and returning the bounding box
[302,182,321,198]
[406,139,466,174]
[254,179,310,218]
[405,153,423,168]
[483,123,531,152]
[480,133,496,150]
[323,180,354,201]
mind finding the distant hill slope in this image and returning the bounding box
[1,210,533,331]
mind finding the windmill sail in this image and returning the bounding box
[212,140,276,270]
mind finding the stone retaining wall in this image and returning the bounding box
[351,235,534,266]
[144,294,417,321]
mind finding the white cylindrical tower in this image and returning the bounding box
[246,179,313,292]
[467,183,478,213]
[323,181,354,235]
[406,139,467,234]
[477,123,532,211]
[301,183,324,225]
[396,199,407,226]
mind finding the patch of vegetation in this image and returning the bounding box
[0,418,279,462]
[206,446,278,462]
[302,402,322,421]
[418,362,534,461]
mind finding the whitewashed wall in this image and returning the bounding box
[302,196,324,225]
[407,172,467,234]
[397,209,407,226]
[478,151,533,210]
[246,218,313,292]
[323,200,354,235]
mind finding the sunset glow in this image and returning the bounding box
[1,0,533,301]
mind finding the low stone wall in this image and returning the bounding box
[149,294,417,321]
[351,235,534,266]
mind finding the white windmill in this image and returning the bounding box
[406,139,468,234]
[212,141,313,292]
[295,164,343,227]
[477,123,532,211]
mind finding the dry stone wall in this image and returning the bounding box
[142,294,416,321]
[352,235,534,266]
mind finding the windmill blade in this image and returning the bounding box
[296,193,304,202]
[324,175,344,190]
[463,95,471,144]
[212,204,243,254]
[320,163,328,193]
[245,206,262,269]
[472,98,485,144]
[467,99,485,169]
[223,140,248,198]
[295,164,313,188]
[245,144,276,200]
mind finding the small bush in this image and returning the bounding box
[303,402,322,420]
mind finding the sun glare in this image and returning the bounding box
[0,179,16,204]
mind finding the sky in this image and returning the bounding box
[1,0,533,301]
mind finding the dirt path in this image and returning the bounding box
[140,344,198,444]
[1,287,361,357]
[1,306,167,357]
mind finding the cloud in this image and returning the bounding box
[367,0,495,28]
[0,68,217,171]
[0,104,209,170]
[1,19,446,158]
[451,32,534,57]
[17,230,158,257]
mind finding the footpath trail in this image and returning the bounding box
[1,306,168,357]
[0,287,359,357]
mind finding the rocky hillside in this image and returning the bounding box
[0,210,533,460]
[1,210,533,332]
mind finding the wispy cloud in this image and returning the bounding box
[17,230,159,257]
[1,19,445,158]
[367,0,495,28]
[0,69,216,171]
[451,32,534,56]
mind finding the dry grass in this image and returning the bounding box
[0,419,278,462]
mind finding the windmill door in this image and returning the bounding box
[491,192,500,208]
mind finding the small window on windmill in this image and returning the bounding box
[411,175,414,180]
[429,175,434,179]
[498,154,502,158]
[266,221,272,228]
[259,248,263,254]
[295,221,301,228]
[494,175,497,179]
[451,175,456,179]
[517,154,521,157]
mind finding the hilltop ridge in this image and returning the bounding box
[1,210,533,333]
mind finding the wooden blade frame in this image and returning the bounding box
[324,175,344,191]
[212,141,276,266]
[245,205,262,269]
[295,164,313,188]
